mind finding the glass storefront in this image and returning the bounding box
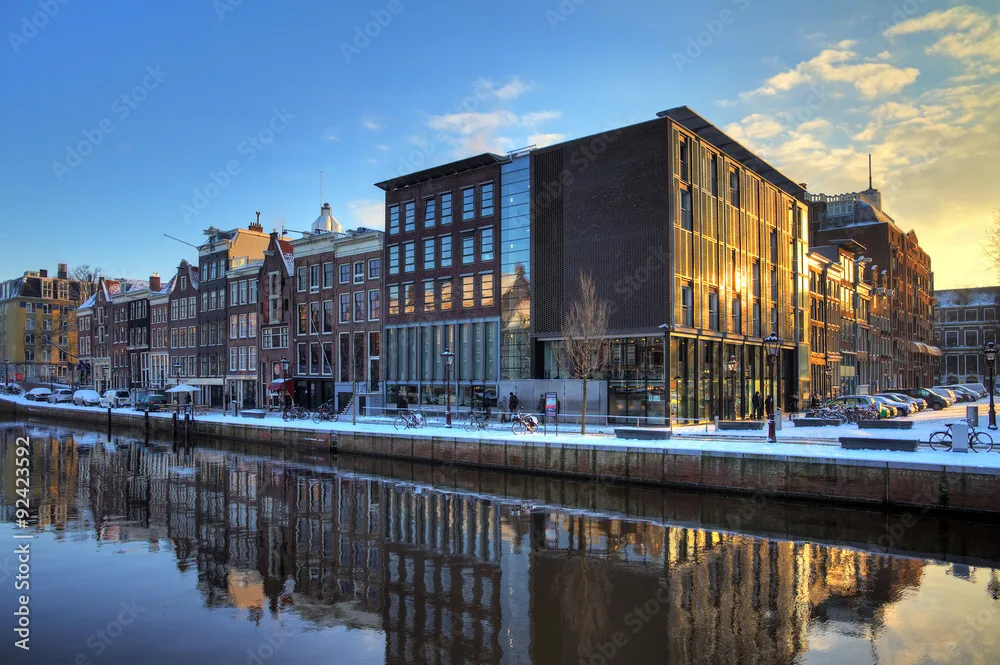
[500,156,531,380]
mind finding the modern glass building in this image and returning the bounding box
[500,154,531,381]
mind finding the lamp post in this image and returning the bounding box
[441,348,455,427]
[764,332,781,443]
[280,357,290,408]
[103,366,109,393]
[984,342,997,431]
[727,354,738,420]
[824,365,832,400]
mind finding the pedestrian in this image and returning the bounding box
[810,393,820,409]
[396,392,408,412]
[764,393,774,419]
[790,393,799,415]
[752,391,763,419]
[509,392,519,419]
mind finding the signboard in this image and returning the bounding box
[16,373,23,381]
[545,392,558,419]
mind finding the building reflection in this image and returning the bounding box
[0,426,931,665]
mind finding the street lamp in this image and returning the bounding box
[824,365,832,399]
[764,331,781,443]
[441,348,455,427]
[280,356,290,407]
[726,354,738,420]
[984,342,997,430]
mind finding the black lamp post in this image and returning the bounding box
[280,356,290,406]
[764,332,781,443]
[984,342,997,430]
[727,354,738,420]
[441,348,455,428]
[103,366,109,393]
[824,365,832,400]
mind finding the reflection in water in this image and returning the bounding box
[1,422,999,664]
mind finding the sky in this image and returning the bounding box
[0,0,996,289]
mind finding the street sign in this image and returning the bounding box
[545,392,557,418]
[15,373,23,381]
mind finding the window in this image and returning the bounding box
[441,192,453,225]
[230,315,239,339]
[178,298,187,320]
[388,246,400,275]
[388,285,400,316]
[308,302,319,335]
[944,331,958,347]
[770,306,778,335]
[354,262,364,284]
[248,345,257,370]
[188,355,196,377]
[423,280,435,312]
[462,187,475,220]
[986,308,996,321]
[480,227,494,262]
[402,201,416,232]
[403,283,415,314]
[680,189,693,230]
[729,169,740,207]
[679,136,689,182]
[480,272,494,307]
[966,309,979,322]
[708,290,719,331]
[368,258,380,279]
[967,354,980,376]
[310,265,320,292]
[732,296,742,334]
[462,276,475,308]
[230,283,239,306]
[403,241,415,273]
[340,293,350,323]
[339,264,350,284]
[240,280,249,304]
[239,346,247,372]
[441,278,452,310]
[322,300,333,333]
[298,343,307,374]
[440,235,453,267]
[752,261,761,297]
[480,182,494,216]
[248,312,257,337]
[297,266,307,292]
[986,330,997,344]
[202,292,209,312]
[210,290,218,311]
[354,291,365,321]
[297,303,307,335]
[710,153,718,196]
[965,330,979,347]
[368,289,380,320]
[418,238,435,271]
[388,204,400,234]
[462,234,475,264]
[681,283,693,327]
[322,263,333,289]
[181,276,187,290]
[752,301,761,337]
[424,197,436,227]
[945,310,958,322]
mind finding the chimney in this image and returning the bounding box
[798,183,808,190]
[39,269,48,278]
[149,273,161,292]
[249,211,264,233]
[57,263,68,279]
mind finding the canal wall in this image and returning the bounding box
[6,398,1000,515]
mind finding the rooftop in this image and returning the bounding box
[374,153,507,192]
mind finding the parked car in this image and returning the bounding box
[945,385,981,401]
[927,388,957,406]
[875,394,914,416]
[934,386,971,403]
[898,387,949,410]
[871,396,902,418]
[73,389,102,406]
[25,387,52,402]
[99,389,132,408]
[954,383,987,398]
[883,393,926,411]
[135,393,168,412]
[47,388,74,404]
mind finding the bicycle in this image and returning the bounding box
[312,400,340,423]
[394,409,425,430]
[928,419,994,452]
[511,409,538,435]
[464,409,491,432]
[282,405,310,422]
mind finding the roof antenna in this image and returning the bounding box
[868,154,873,189]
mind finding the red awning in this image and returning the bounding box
[268,378,293,392]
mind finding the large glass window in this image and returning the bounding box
[440,279,452,311]
[462,187,475,221]
[340,293,350,323]
[423,280,435,312]
[424,197,436,228]
[440,235,452,267]
[388,204,400,234]
[462,234,475,264]
[423,238,435,270]
[369,289,380,320]
[404,201,415,232]
[403,283,415,314]
[441,193,452,225]
[680,188,693,230]
[462,276,474,308]
[480,272,494,307]
[388,245,400,275]
[403,241,415,273]
[480,227,494,262]
[480,182,494,216]
[388,285,400,316]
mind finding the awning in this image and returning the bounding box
[909,341,929,354]
[926,345,943,357]
[268,378,294,392]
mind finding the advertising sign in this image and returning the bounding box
[545,392,558,418]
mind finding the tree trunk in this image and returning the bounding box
[581,379,588,435]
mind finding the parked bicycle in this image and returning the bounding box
[312,400,340,423]
[394,409,426,430]
[464,409,490,432]
[511,409,538,435]
[282,404,310,422]
[928,419,994,452]
[0,385,23,396]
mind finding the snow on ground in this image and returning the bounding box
[5,395,1000,468]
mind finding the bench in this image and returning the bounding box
[857,420,914,430]
[614,428,672,441]
[717,420,764,431]
[241,410,267,419]
[792,418,843,427]
[839,436,919,452]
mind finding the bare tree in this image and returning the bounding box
[561,271,610,434]
[71,264,104,299]
[983,210,1000,276]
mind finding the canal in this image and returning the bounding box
[1,418,999,664]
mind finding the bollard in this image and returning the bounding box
[184,413,190,440]
[144,410,150,433]
[952,421,969,453]
[107,406,112,429]
[172,411,178,439]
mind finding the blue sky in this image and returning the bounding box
[1,0,997,288]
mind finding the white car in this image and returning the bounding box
[73,389,102,406]
[99,389,132,408]
[25,387,52,402]
[47,388,74,404]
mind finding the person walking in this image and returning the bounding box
[764,393,774,419]
[752,391,763,419]
[508,392,519,421]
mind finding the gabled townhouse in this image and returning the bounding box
[148,273,172,390]
[167,260,200,394]
[258,231,295,408]
[225,259,262,408]
[288,203,383,411]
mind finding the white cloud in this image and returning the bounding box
[527,133,566,148]
[427,110,519,136]
[740,42,919,100]
[797,118,832,133]
[376,144,391,151]
[366,158,378,165]
[885,6,983,38]
[476,76,530,101]
[346,199,385,230]
[520,110,561,126]
[322,130,339,142]
[361,117,380,131]
[886,7,1000,83]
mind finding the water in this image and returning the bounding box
[1,419,1000,664]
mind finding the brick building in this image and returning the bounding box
[167,260,200,393]
[375,155,503,410]
[259,232,295,408]
[935,287,1000,386]
[807,182,939,388]
[148,274,171,390]
[225,260,262,408]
